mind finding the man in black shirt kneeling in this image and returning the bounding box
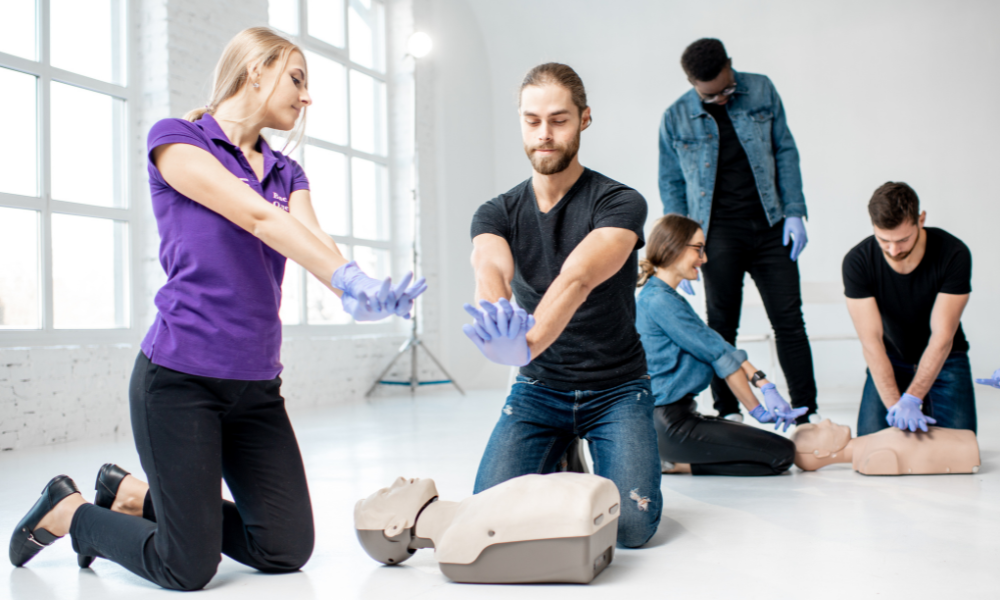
[843,182,976,436]
[465,63,661,548]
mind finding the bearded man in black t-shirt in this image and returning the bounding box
[843,182,976,436]
[464,63,662,549]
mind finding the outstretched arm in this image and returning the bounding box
[527,227,638,358]
[906,293,969,398]
[471,233,515,303]
[846,297,900,409]
[288,188,347,296]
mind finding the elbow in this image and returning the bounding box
[247,206,278,241]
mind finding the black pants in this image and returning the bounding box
[654,397,794,476]
[702,217,817,417]
[69,352,314,591]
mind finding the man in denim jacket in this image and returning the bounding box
[658,38,818,423]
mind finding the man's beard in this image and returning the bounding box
[883,229,920,262]
[525,128,581,175]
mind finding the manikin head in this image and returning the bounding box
[354,477,438,565]
[518,63,592,175]
[183,27,312,143]
[791,419,853,470]
[638,214,706,287]
[868,181,927,262]
[682,38,736,106]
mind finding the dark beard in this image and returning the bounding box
[525,128,581,175]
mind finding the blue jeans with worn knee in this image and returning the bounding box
[474,375,663,548]
[858,351,977,436]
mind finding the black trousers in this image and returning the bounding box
[69,352,314,591]
[654,397,794,476]
[702,217,818,417]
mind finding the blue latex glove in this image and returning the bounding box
[678,270,699,296]
[975,368,1000,389]
[387,272,428,319]
[462,298,535,366]
[749,404,769,423]
[782,217,808,262]
[759,383,808,432]
[331,261,427,321]
[886,393,937,432]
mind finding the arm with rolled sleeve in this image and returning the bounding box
[658,111,689,216]
[650,291,747,378]
[766,77,807,220]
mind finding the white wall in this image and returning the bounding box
[420,0,1000,394]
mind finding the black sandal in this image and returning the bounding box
[9,475,79,567]
[77,463,131,568]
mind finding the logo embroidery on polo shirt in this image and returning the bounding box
[272,192,289,213]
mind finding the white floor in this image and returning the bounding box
[2,387,999,599]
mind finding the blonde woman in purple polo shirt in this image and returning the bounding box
[9,27,425,591]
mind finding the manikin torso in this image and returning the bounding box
[792,420,980,475]
[354,473,621,584]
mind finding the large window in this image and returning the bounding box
[269,0,393,329]
[0,0,133,340]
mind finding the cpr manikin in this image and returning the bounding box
[791,419,980,475]
[354,473,621,584]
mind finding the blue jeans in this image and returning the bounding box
[858,352,977,436]
[474,375,662,548]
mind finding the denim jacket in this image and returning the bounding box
[635,277,747,406]
[657,71,806,234]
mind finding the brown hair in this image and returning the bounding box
[638,214,702,287]
[519,62,588,117]
[868,182,920,229]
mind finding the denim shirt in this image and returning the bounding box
[657,71,806,235]
[635,277,747,406]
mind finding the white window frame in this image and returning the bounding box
[0,0,140,347]
[273,0,399,336]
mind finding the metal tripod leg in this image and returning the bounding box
[365,336,416,398]
[414,339,465,395]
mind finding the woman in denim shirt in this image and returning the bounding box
[636,215,805,475]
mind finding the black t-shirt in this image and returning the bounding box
[470,168,649,391]
[842,227,972,364]
[703,102,768,225]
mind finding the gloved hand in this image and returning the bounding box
[331,261,427,321]
[759,383,808,432]
[678,270,700,296]
[975,368,1000,389]
[886,393,937,432]
[462,298,535,367]
[783,217,808,262]
[387,272,428,319]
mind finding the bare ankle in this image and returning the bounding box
[111,475,149,517]
[36,493,87,538]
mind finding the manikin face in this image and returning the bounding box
[873,212,927,262]
[520,83,591,175]
[792,419,852,457]
[671,228,707,280]
[691,62,737,106]
[254,50,311,131]
[354,477,438,533]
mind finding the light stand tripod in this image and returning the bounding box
[364,32,463,398]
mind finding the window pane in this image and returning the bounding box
[304,144,349,236]
[349,70,386,155]
[304,52,348,146]
[308,0,345,48]
[307,246,351,324]
[0,0,36,60]
[51,0,125,84]
[0,208,40,329]
[351,158,388,240]
[51,83,122,207]
[348,0,384,71]
[52,214,129,329]
[269,0,298,35]
[0,68,38,197]
[280,261,303,325]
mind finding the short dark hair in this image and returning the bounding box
[868,182,920,229]
[519,62,588,116]
[681,38,729,82]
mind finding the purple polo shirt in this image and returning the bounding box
[141,114,309,380]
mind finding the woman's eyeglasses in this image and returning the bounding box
[687,244,706,258]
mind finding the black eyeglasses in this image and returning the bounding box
[687,244,706,258]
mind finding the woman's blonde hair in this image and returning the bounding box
[638,214,702,287]
[183,27,307,150]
